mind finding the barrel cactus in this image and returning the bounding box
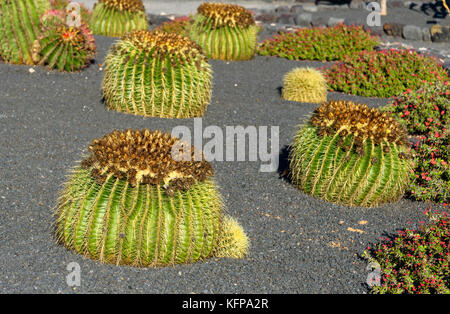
[289,101,413,208]
[102,30,212,118]
[32,10,96,72]
[282,68,328,104]
[189,2,258,61]
[0,0,50,65]
[55,129,249,267]
[89,0,148,37]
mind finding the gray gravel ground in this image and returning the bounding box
[0,35,446,294]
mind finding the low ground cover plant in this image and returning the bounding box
[323,49,449,98]
[155,16,192,37]
[258,24,379,61]
[363,210,450,294]
[382,81,449,204]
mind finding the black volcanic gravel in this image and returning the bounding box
[0,35,445,294]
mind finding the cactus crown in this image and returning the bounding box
[57,25,86,44]
[99,0,145,12]
[311,101,408,147]
[197,2,255,28]
[120,30,206,63]
[81,129,214,190]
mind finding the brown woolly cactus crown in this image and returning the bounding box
[81,129,214,190]
[311,101,409,147]
[197,2,255,28]
[99,0,145,12]
[120,30,206,63]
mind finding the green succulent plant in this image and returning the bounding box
[289,101,413,208]
[32,10,96,72]
[282,67,328,104]
[89,0,148,37]
[55,129,249,267]
[189,2,258,61]
[0,0,51,65]
[102,30,212,118]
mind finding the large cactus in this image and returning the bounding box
[0,0,50,65]
[102,30,212,118]
[289,101,413,208]
[89,0,148,37]
[55,129,249,267]
[189,2,258,61]
[32,10,96,72]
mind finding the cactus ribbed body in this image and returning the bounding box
[282,68,327,104]
[32,24,96,72]
[290,101,413,207]
[89,0,148,37]
[55,129,248,267]
[102,31,212,118]
[0,0,50,65]
[56,168,223,266]
[189,3,258,61]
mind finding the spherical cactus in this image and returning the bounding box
[32,10,96,72]
[0,0,51,65]
[89,0,148,37]
[55,129,249,267]
[282,68,328,104]
[189,2,258,61]
[289,101,413,208]
[102,30,212,118]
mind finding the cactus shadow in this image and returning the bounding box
[277,145,293,183]
[277,86,283,96]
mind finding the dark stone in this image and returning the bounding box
[402,25,423,41]
[383,23,405,37]
[311,17,327,27]
[422,27,431,41]
[387,0,404,8]
[364,25,384,37]
[277,14,295,25]
[294,13,313,27]
[328,17,345,26]
[344,17,361,26]
[290,5,304,13]
[147,14,171,26]
[349,0,366,9]
[302,4,319,12]
[275,6,290,13]
[255,14,278,24]
[430,25,450,42]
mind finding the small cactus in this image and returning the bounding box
[89,0,148,37]
[32,10,96,72]
[55,129,249,267]
[289,101,413,208]
[0,0,51,65]
[189,2,258,61]
[102,30,212,118]
[282,68,327,104]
